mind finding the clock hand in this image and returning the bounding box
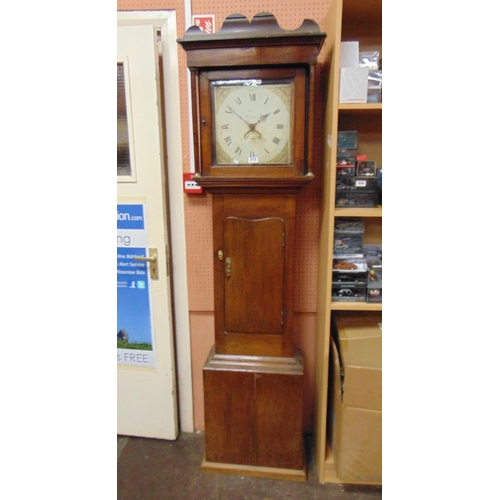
[228,106,251,126]
[257,112,270,124]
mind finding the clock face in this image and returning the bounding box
[212,80,294,165]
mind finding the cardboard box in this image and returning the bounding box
[328,312,382,484]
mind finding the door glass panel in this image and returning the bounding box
[117,62,132,176]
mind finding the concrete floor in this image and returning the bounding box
[117,432,382,499]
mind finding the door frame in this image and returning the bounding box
[117,10,193,433]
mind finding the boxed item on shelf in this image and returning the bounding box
[339,67,369,103]
[332,257,367,276]
[359,50,380,70]
[356,160,377,177]
[328,312,382,483]
[337,156,356,166]
[333,259,367,287]
[335,192,378,208]
[333,234,363,257]
[363,244,382,302]
[367,268,382,302]
[332,258,368,303]
[340,41,359,67]
[336,176,378,192]
[334,217,364,235]
[332,282,366,302]
[367,70,382,103]
[337,131,358,149]
[367,88,381,103]
[364,244,382,267]
[337,148,357,158]
[336,164,356,177]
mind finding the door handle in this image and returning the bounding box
[133,248,158,279]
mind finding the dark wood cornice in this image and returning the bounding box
[178,12,325,67]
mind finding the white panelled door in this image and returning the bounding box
[117,24,178,440]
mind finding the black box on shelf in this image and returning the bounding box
[336,176,378,192]
[332,282,366,302]
[335,192,378,208]
[356,160,377,177]
[337,131,358,149]
[336,164,356,177]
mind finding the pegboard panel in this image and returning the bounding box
[183,193,214,311]
[191,0,331,33]
[118,0,333,313]
[293,62,329,312]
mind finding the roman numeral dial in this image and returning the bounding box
[213,80,293,165]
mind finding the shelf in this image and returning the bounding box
[333,207,382,217]
[331,301,382,311]
[316,0,382,485]
[338,103,381,113]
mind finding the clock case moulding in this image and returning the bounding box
[178,12,326,193]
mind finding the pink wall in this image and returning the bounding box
[118,0,332,432]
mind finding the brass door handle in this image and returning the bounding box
[133,248,158,279]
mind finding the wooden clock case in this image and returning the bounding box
[179,12,325,481]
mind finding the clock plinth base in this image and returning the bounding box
[201,454,307,483]
[202,346,305,476]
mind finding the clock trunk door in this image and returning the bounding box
[224,217,285,336]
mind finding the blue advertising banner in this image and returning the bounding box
[117,204,155,367]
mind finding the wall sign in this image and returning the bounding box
[117,203,155,367]
[192,14,215,34]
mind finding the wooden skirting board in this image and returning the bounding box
[201,455,307,483]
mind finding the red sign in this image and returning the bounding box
[183,172,203,194]
[192,14,215,34]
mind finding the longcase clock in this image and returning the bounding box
[179,12,325,481]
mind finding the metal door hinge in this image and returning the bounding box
[281,310,288,325]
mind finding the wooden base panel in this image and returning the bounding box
[201,454,307,482]
[203,346,305,472]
